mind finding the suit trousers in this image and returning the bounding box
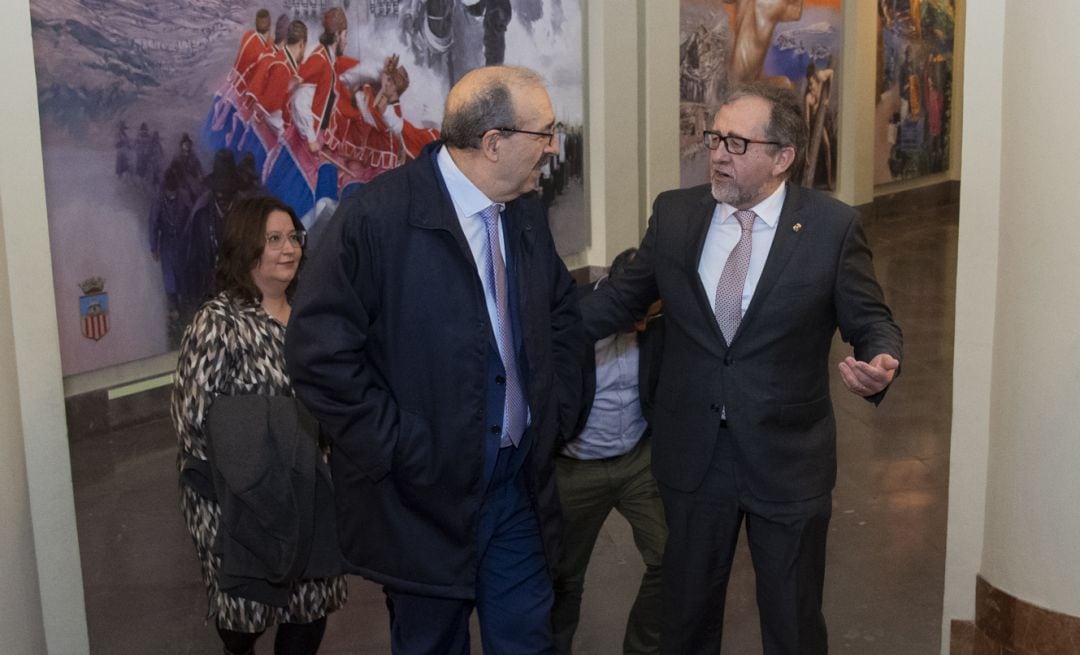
[385,445,554,654]
[551,436,667,654]
[658,427,832,655]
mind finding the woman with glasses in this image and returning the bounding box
[172,196,346,654]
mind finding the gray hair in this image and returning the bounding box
[723,82,807,180]
[441,67,545,150]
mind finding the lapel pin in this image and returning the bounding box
[792,223,802,232]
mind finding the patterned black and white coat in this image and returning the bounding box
[172,291,347,631]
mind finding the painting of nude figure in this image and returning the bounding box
[679,0,843,191]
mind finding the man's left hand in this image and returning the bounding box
[838,353,899,397]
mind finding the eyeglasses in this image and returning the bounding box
[702,130,782,155]
[485,126,556,145]
[265,231,305,250]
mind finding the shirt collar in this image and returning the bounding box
[436,145,500,218]
[718,181,787,228]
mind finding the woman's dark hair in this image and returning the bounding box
[213,195,304,304]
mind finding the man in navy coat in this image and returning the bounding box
[581,82,902,654]
[285,65,582,654]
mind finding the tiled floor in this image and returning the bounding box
[68,183,957,653]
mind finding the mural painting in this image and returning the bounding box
[30,0,583,375]
[874,0,955,184]
[679,0,844,191]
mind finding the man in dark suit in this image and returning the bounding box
[285,65,582,654]
[580,81,902,655]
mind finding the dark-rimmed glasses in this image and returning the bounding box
[703,130,782,155]
[265,231,305,250]
[484,126,556,145]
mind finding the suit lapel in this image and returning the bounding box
[685,190,732,349]
[407,147,477,267]
[504,199,534,358]
[408,146,499,355]
[734,182,805,339]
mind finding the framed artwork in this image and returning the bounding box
[874,0,955,184]
[679,0,844,191]
[31,0,583,376]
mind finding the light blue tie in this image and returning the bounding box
[480,204,526,447]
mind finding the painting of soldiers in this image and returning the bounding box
[29,0,582,375]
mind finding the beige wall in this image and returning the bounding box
[0,197,47,653]
[571,0,681,271]
[941,0,1003,647]
[943,0,1080,650]
[0,0,89,651]
[982,0,1080,612]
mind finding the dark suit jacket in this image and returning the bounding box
[285,142,582,599]
[581,182,902,502]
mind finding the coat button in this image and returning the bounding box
[491,424,501,435]
[495,375,505,385]
[723,355,733,366]
[710,403,721,412]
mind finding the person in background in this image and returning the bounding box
[170,132,205,200]
[551,247,667,654]
[185,149,241,321]
[148,167,191,348]
[173,196,347,655]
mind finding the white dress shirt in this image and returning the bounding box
[563,329,648,460]
[436,145,530,432]
[697,182,787,318]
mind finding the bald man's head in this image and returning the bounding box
[441,66,545,150]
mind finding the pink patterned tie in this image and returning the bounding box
[714,210,756,344]
[480,204,526,447]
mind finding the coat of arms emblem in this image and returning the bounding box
[79,277,109,341]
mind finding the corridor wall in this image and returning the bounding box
[945,0,1080,651]
[0,0,88,652]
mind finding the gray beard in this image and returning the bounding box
[711,179,754,207]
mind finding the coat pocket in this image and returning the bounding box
[391,409,440,487]
[777,395,832,427]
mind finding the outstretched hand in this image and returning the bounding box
[837,353,899,397]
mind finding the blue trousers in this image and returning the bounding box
[385,445,554,654]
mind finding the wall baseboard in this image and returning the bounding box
[950,575,1080,654]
